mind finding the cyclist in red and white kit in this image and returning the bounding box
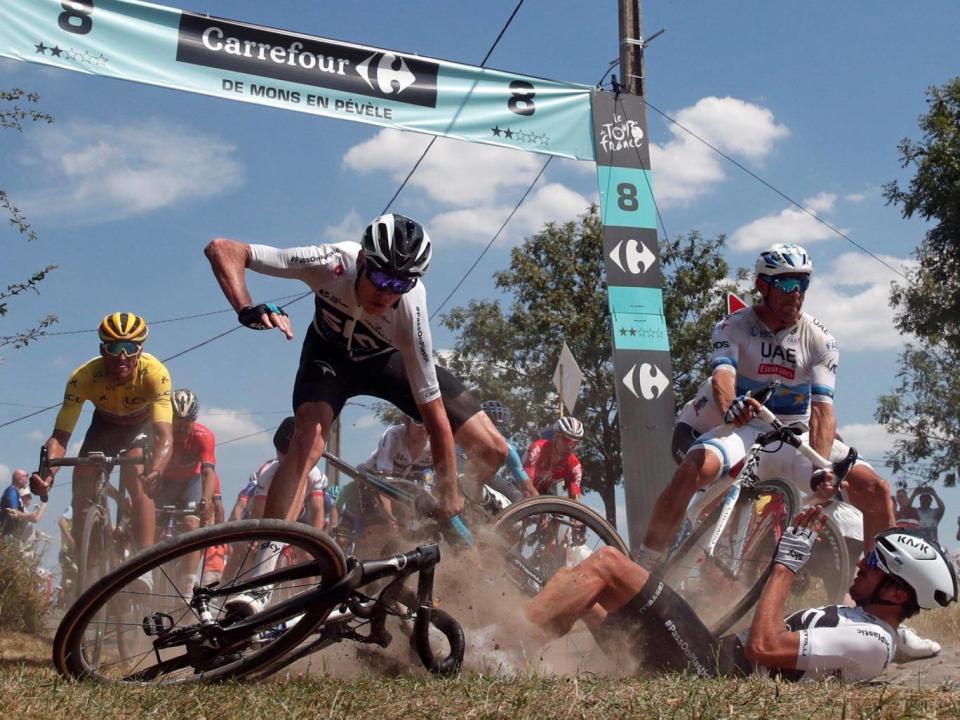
[156,389,221,530]
[523,416,584,500]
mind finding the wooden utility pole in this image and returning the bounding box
[618,0,644,96]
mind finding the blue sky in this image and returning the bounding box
[2,1,959,552]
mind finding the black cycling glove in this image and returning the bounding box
[238,303,287,330]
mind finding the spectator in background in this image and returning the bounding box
[913,486,945,544]
[894,485,920,530]
[3,487,46,543]
[1,469,31,538]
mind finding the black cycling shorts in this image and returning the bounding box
[79,410,153,457]
[671,422,701,465]
[292,325,482,433]
[596,575,751,678]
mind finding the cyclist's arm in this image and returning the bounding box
[308,493,325,531]
[709,318,740,415]
[566,457,583,501]
[710,369,737,420]
[204,237,293,339]
[744,564,801,668]
[200,465,219,526]
[229,497,246,522]
[504,444,537,496]
[149,421,174,477]
[418,397,462,517]
[37,429,71,484]
[808,401,836,462]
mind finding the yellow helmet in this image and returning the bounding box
[98,312,149,343]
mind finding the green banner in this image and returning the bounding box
[0,0,595,161]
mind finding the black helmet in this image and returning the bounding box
[273,416,296,454]
[361,213,432,278]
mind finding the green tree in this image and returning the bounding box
[1,89,57,357]
[876,78,960,484]
[441,206,744,524]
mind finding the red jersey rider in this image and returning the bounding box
[523,416,584,500]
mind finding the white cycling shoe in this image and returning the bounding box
[895,625,941,660]
[128,570,154,595]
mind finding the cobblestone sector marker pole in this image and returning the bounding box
[592,89,675,550]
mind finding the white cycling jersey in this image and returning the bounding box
[711,307,838,425]
[676,377,724,434]
[249,458,327,523]
[747,604,896,682]
[365,424,433,479]
[249,242,440,403]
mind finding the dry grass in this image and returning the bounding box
[3,632,960,719]
[907,602,960,645]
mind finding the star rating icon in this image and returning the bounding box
[34,42,48,54]
[490,125,550,146]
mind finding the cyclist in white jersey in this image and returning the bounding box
[205,214,507,533]
[525,509,957,681]
[366,416,433,479]
[641,243,896,567]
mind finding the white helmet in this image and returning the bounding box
[361,213,432,279]
[171,389,199,420]
[553,416,584,441]
[872,529,958,610]
[755,243,813,278]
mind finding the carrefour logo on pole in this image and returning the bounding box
[176,12,439,107]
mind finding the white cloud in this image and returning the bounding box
[200,408,268,446]
[343,128,544,206]
[803,251,916,350]
[846,192,866,203]
[323,209,365,244]
[350,414,380,430]
[17,118,244,224]
[0,464,9,484]
[730,192,843,251]
[27,430,45,441]
[650,96,789,206]
[429,182,591,246]
[836,422,910,465]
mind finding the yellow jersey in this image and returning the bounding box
[54,352,173,434]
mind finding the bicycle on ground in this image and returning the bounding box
[53,519,463,684]
[662,381,857,636]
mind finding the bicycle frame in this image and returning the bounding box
[678,386,857,567]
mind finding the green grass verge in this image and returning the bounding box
[2,632,960,719]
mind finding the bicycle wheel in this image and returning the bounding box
[784,513,851,615]
[75,505,110,668]
[54,519,347,685]
[492,496,629,597]
[662,478,800,636]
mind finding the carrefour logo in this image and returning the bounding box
[176,12,439,107]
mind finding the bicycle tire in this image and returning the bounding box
[662,478,800,636]
[75,505,110,668]
[54,519,347,684]
[492,496,629,596]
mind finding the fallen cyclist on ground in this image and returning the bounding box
[525,507,957,682]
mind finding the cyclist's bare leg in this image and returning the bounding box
[841,464,894,554]
[120,456,155,550]
[453,409,508,501]
[525,546,646,637]
[262,401,334,522]
[642,448,722,555]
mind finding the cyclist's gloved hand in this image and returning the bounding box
[723,394,757,426]
[774,507,826,573]
[238,303,288,330]
[30,472,52,503]
[810,468,844,501]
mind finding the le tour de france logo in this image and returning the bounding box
[599,113,644,155]
[175,12,439,108]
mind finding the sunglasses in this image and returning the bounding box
[365,267,417,294]
[763,275,810,294]
[101,341,142,358]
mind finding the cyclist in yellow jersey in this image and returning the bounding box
[31,312,174,554]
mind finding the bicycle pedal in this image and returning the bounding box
[142,611,175,636]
